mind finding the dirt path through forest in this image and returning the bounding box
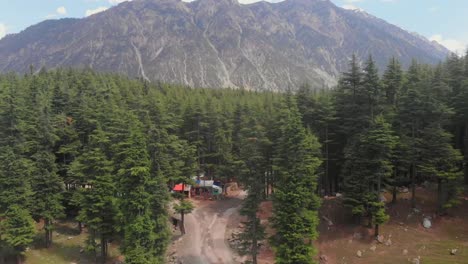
[170,191,246,264]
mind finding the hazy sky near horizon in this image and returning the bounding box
[0,0,467,53]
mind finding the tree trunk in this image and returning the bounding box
[270,171,275,195]
[78,221,83,234]
[317,169,322,196]
[411,164,416,208]
[324,125,330,196]
[411,123,417,208]
[392,166,397,204]
[464,123,468,184]
[437,178,443,215]
[45,218,52,248]
[374,224,379,237]
[252,218,258,264]
[101,235,107,264]
[180,212,186,235]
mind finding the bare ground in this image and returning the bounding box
[255,187,468,264]
[169,190,247,264]
[316,187,468,264]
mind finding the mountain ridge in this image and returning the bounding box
[0,0,450,90]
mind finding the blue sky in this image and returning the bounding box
[0,0,467,53]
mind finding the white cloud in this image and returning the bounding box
[0,23,7,39]
[108,0,131,4]
[57,6,67,15]
[430,34,467,54]
[45,6,67,19]
[86,6,109,16]
[342,4,364,11]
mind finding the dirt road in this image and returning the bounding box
[171,191,246,264]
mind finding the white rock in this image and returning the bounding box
[403,249,408,255]
[353,232,363,240]
[400,187,409,193]
[385,239,392,246]
[423,218,432,228]
[377,235,385,243]
[450,249,458,255]
[356,250,362,257]
[370,245,376,252]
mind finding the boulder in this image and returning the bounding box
[412,256,421,264]
[377,235,385,243]
[399,187,409,193]
[385,239,392,246]
[403,249,408,255]
[370,245,376,252]
[450,249,458,255]
[319,255,329,264]
[423,218,432,229]
[353,232,363,240]
[335,193,343,198]
[356,250,362,258]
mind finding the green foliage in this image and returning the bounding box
[71,129,117,258]
[236,114,269,262]
[382,57,403,108]
[0,147,33,213]
[173,200,195,215]
[342,116,397,227]
[2,50,468,262]
[271,98,321,264]
[0,205,36,254]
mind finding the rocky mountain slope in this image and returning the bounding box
[0,0,450,90]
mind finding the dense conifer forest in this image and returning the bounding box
[1,51,468,264]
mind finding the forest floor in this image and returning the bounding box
[168,189,247,264]
[22,185,468,264]
[255,186,468,264]
[24,221,121,264]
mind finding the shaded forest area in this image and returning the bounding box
[1,51,468,264]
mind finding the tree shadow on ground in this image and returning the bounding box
[55,220,81,236]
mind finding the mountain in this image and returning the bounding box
[0,0,449,90]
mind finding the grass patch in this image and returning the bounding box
[25,221,121,264]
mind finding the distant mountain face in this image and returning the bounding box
[0,0,449,90]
